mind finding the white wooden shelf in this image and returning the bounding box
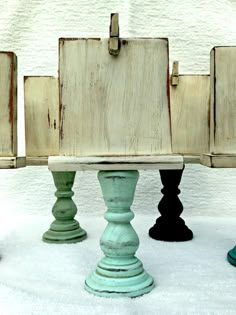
[48,155,184,171]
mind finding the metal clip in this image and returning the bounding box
[171,61,179,86]
[108,13,120,56]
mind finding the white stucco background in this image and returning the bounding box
[0,0,236,219]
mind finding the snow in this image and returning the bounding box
[0,210,235,315]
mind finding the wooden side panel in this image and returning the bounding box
[24,77,59,157]
[171,75,210,154]
[59,38,171,156]
[210,47,236,154]
[0,52,17,156]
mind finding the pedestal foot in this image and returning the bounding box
[227,246,236,266]
[149,167,193,242]
[43,171,87,244]
[85,171,154,298]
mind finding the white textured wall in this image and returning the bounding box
[0,0,236,218]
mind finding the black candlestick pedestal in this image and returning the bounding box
[149,167,193,242]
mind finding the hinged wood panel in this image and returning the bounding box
[24,76,59,157]
[0,52,17,156]
[210,47,236,154]
[59,38,171,156]
[171,75,210,154]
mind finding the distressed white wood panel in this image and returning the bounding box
[48,155,183,171]
[210,47,236,154]
[59,38,171,156]
[171,75,210,154]
[0,52,17,156]
[24,76,59,157]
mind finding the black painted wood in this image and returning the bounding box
[149,166,193,242]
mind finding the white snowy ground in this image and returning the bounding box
[0,167,236,314]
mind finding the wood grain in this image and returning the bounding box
[48,155,183,171]
[171,75,210,154]
[59,38,171,156]
[210,47,236,154]
[24,76,59,157]
[0,52,17,157]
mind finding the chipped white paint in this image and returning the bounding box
[210,47,236,154]
[59,38,171,156]
[0,52,17,157]
[48,155,184,171]
[171,75,210,154]
[24,76,59,157]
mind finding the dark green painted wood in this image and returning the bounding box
[227,246,236,266]
[43,171,87,243]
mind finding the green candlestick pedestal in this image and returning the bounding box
[43,171,87,244]
[85,170,154,298]
[227,246,236,266]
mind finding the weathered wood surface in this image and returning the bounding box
[0,157,25,169]
[201,154,236,168]
[48,155,183,171]
[59,38,171,156]
[0,52,17,157]
[183,155,200,164]
[24,76,59,157]
[26,157,48,166]
[210,47,236,154]
[171,75,210,154]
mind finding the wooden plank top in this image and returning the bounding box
[201,154,236,168]
[48,155,183,171]
[0,157,25,169]
[59,38,171,157]
[0,52,17,157]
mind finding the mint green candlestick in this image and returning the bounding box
[85,170,154,298]
[227,246,236,266]
[43,171,87,243]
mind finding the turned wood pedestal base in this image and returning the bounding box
[227,246,236,266]
[85,170,154,298]
[149,167,193,242]
[43,171,87,244]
